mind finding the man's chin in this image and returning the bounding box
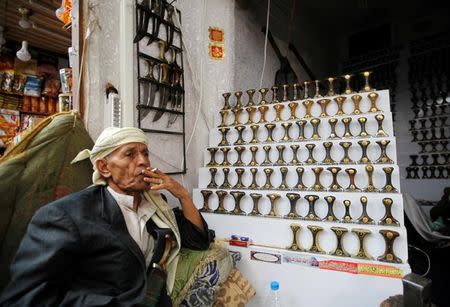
[121,183,150,194]
[128,185,149,192]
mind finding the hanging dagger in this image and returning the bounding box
[141,59,159,120]
[147,0,165,45]
[165,4,175,46]
[170,46,180,69]
[153,62,171,122]
[167,69,181,126]
[133,0,151,43]
[168,90,182,127]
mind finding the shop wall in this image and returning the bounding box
[392,12,450,202]
[175,1,325,196]
[337,11,450,201]
[232,5,280,90]
[232,4,321,90]
[82,0,335,202]
[82,0,285,201]
[82,0,122,139]
[244,1,339,81]
[173,0,237,196]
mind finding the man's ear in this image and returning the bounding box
[96,159,112,178]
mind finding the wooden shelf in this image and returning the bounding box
[20,111,51,116]
[0,92,24,97]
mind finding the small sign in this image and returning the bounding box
[282,253,320,268]
[281,252,403,279]
[319,260,358,274]
[357,263,403,279]
[208,27,224,42]
[250,250,281,264]
[209,44,224,60]
[208,27,224,60]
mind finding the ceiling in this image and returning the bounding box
[242,0,437,39]
[1,0,71,56]
[237,0,447,77]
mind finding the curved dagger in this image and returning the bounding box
[141,60,158,120]
[167,70,181,126]
[146,0,165,45]
[133,0,151,43]
[153,63,171,122]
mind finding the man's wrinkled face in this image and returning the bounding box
[102,142,151,194]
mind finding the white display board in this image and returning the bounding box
[193,89,411,306]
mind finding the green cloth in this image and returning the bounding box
[171,244,233,306]
[171,248,212,300]
[0,113,93,289]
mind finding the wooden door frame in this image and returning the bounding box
[71,0,84,118]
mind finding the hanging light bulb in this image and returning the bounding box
[16,41,31,62]
[18,8,32,29]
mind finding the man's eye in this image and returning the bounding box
[125,151,133,157]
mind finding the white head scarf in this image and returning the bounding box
[71,127,148,185]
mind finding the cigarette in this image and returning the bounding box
[151,168,158,172]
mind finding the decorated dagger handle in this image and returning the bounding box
[160,63,171,85]
[158,40,168,62]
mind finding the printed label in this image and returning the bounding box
[250,250,282,264]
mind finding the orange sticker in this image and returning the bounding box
[320,260,403,279]
[357,263,403,279]
[209,27,224,42]
[319,260,358,274]
[209,44,224,60]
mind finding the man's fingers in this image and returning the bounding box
[144,177,165,185]
[142,168,178,192]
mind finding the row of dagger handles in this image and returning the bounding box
[408,72,449,93]
[411,128,449,142]
[207,140,395,168]
[205,165,398,194]
[414,140,449,153]
[217,114,389,146]
[406,166,450,179]
[410,153,450,165]
[199,191,402,263]
[221,72,377,109]
[220,90,381,116]
[409,116,449,130]
[200,191,399,226]
[412,103,449,118]
[287,223,402,263]
[409,78,449,98]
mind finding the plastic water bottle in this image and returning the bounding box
[265,280,281,307]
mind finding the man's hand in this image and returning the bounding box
[142,167,189,199]
[142,167,203,230]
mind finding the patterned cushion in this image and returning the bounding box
[172,244,233,307]
[213,269,256,307]
[180,260,222,307]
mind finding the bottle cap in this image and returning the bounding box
[270,281,279,291]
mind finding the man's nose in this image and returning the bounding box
[137,153,150,166]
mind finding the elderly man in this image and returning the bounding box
[0,127,213,306]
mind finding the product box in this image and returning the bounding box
[0,108,20,148]
[59,68,72,93]
[23,75,44,97]
[58,93,73,112]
